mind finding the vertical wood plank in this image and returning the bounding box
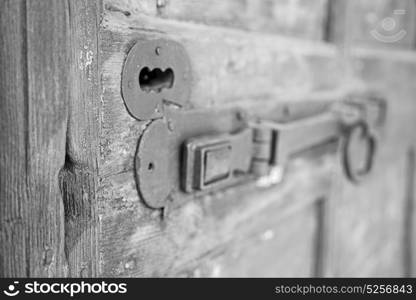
[0,0,70,277]
[60,0,101,277]
[0,0,29,277]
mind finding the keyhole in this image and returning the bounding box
[139,67,174,93]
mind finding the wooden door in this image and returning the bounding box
[1,0,416,277]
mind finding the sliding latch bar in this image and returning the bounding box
[182,99,385,193]
[135,95,386,209]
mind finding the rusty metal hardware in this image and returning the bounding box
[122,38,387,210]
[121,39,192,121]
[249,112,340,177]
[336,93,386,182]
[134,97,386,209]
[342,121,376,183]
[135,109,248,209]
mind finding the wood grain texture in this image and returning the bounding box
[0,0,70,277]
[327,0,416,49]
[105,0,329,40]
[59,0,102,278]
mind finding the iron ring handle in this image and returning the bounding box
[342,121,377,183]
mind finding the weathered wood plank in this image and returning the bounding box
[0,0,28,277]
[327,0,416,49]
[59,0,102,278]
[0,0,70,277]
[105,0,329,40]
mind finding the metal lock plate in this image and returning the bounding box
[135,109,248,209]
[121,39,192,120]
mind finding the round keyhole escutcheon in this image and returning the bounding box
[121,39,192,121]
